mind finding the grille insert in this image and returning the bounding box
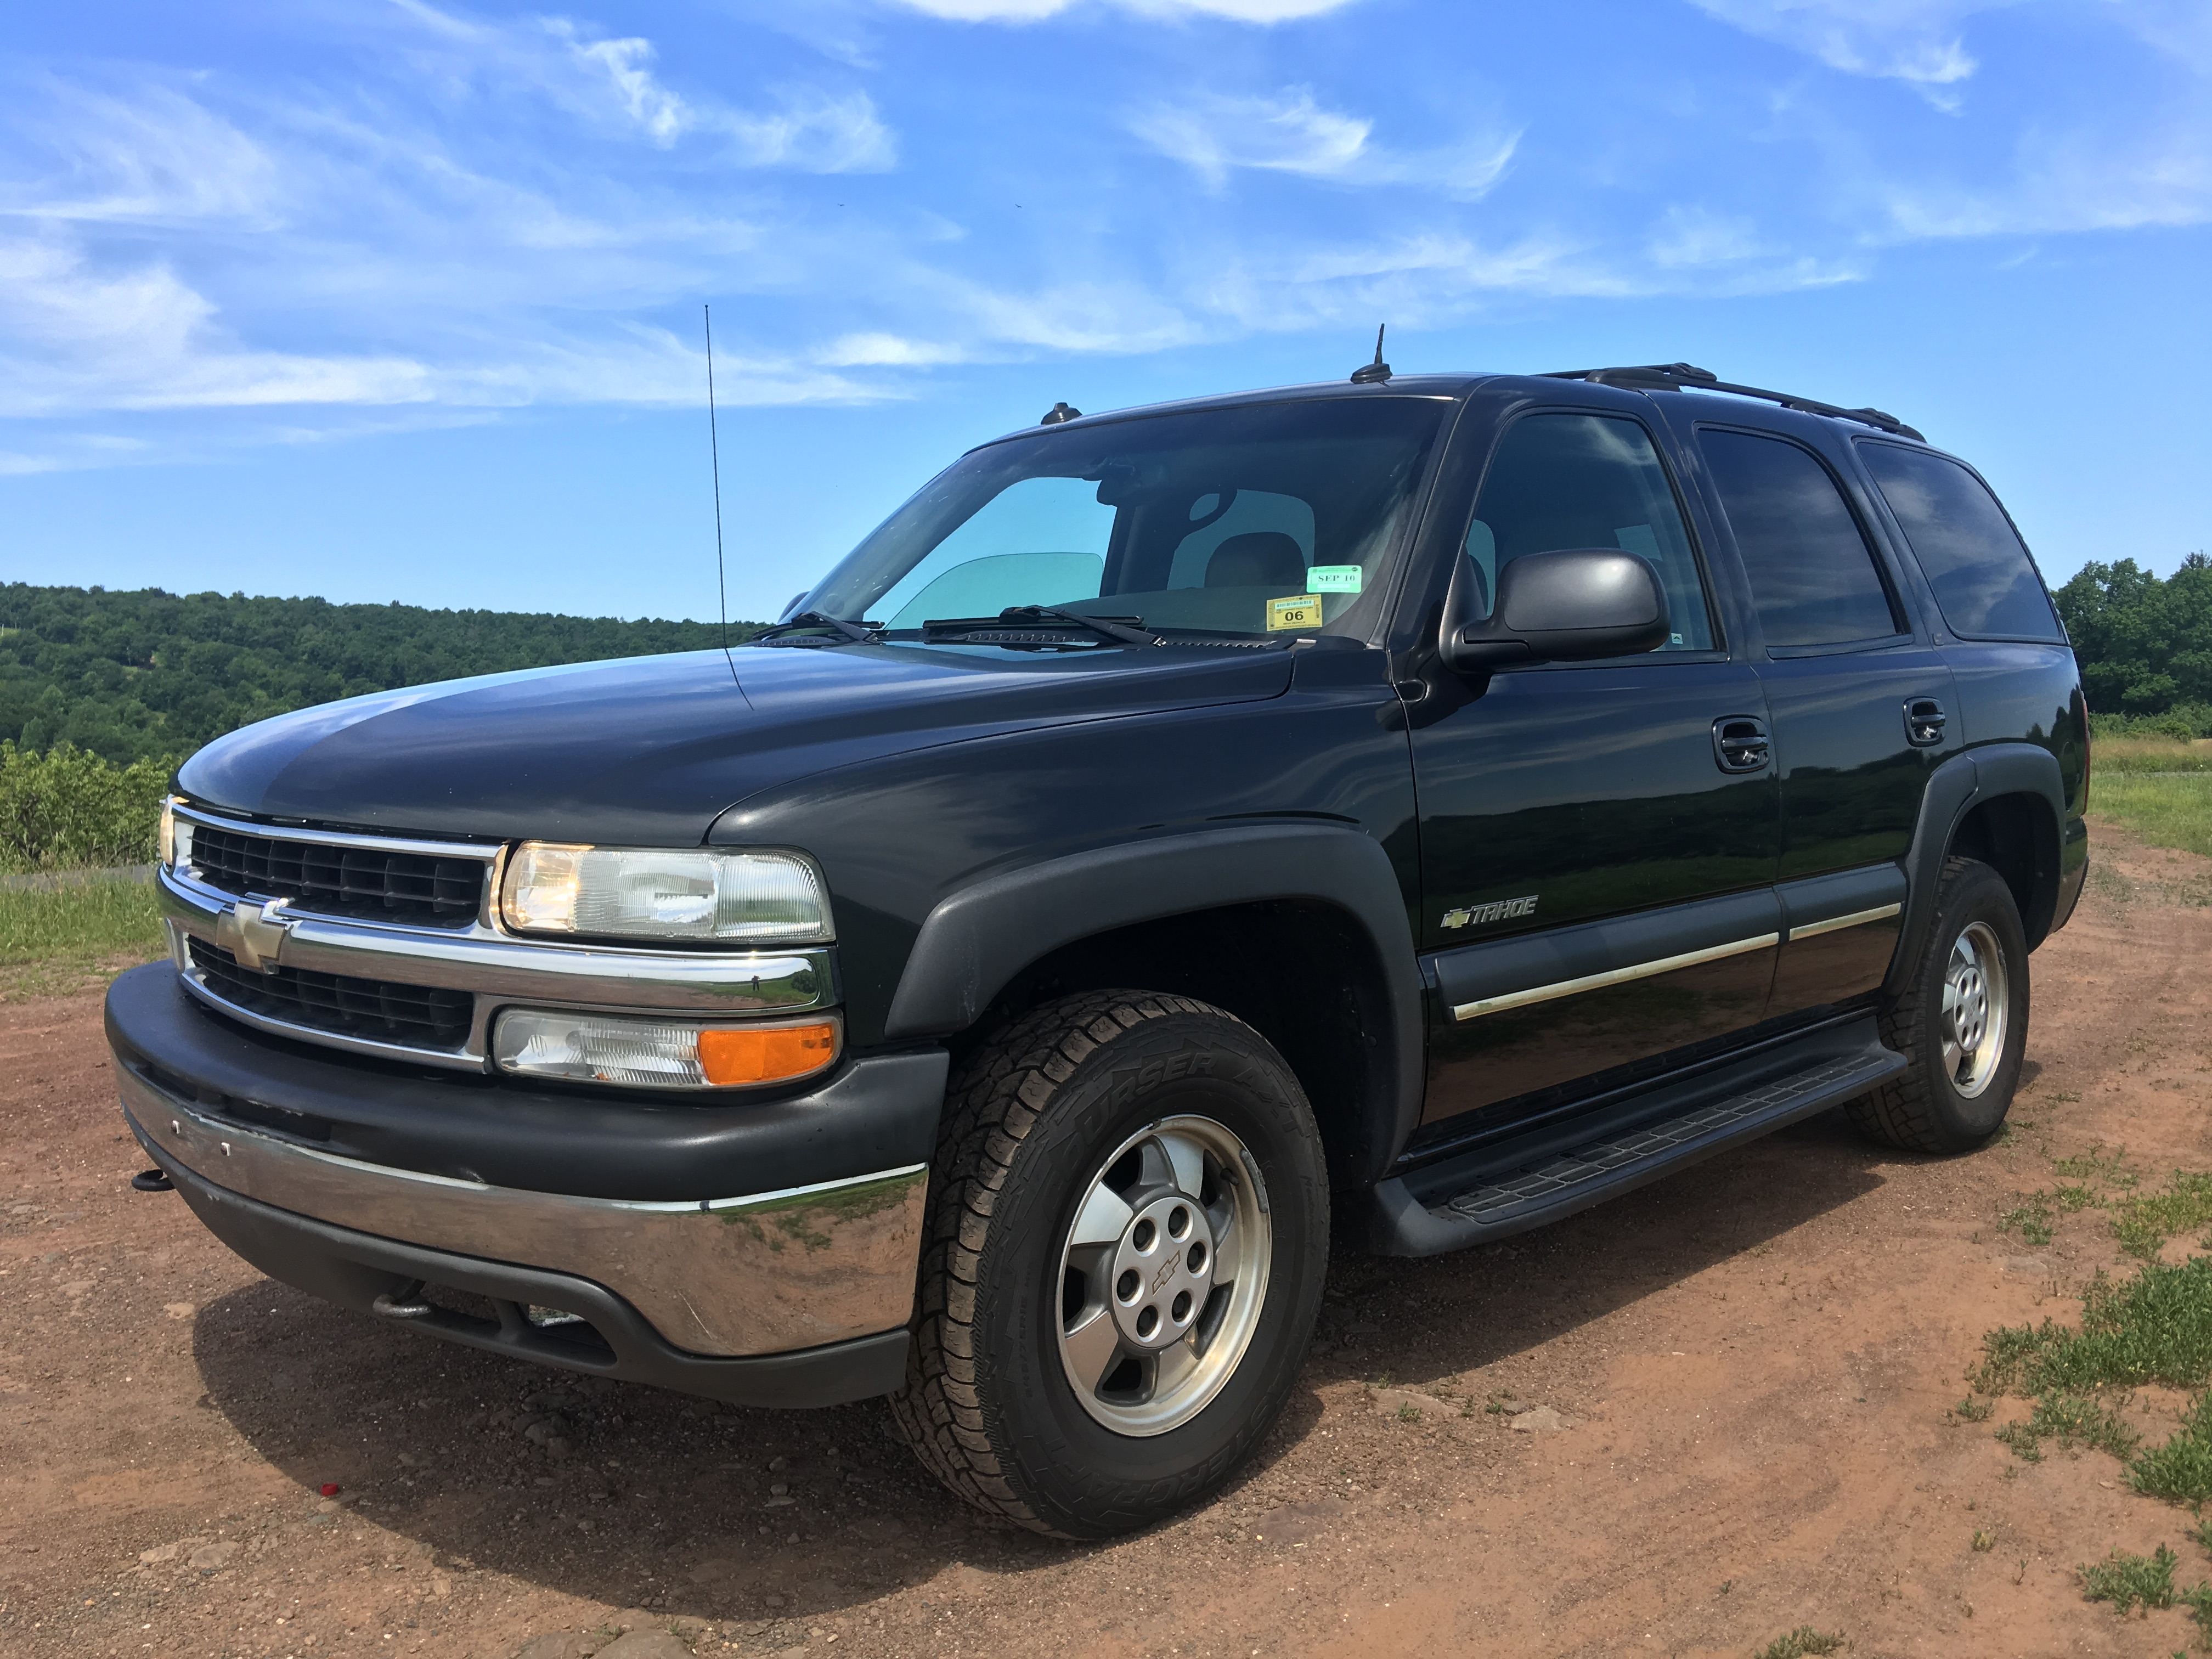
[189,938,475,1051]
[188,824,486,926]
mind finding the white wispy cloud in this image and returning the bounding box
[1876,115,2212,236]
[1132,89,1518,198]
[1689,0,2016,88]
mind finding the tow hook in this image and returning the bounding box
[130,1168,174,1193]
[371,1281,435,1320]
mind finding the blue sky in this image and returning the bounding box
[3,0,2208,624]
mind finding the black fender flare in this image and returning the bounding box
[1889,743,2065,993]
[881,823,1426,1167]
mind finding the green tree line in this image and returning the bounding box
[2053,554,2212,737]
[0,583,765,765]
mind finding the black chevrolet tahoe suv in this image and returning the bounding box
[108,360,2089,1539]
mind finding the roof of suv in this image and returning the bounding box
[983,362,1926,454]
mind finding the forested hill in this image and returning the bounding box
[0,584,767,765]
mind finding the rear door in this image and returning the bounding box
[1406,393,1782,1133]
[1666,415,1960,1016]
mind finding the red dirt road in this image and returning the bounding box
[4,819,2210,1658]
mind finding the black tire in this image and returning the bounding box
[1848,856,2030,1154]
[888,989,1328,1539]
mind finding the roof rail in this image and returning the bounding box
[1541,362,1925,442]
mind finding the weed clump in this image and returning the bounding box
[2113,1172,2212,1262]
[2078,1544,2179,1612]
[1753,1628,1844,1659]
[2132,1395,2212,1504]
[1977,1260,2212,1398]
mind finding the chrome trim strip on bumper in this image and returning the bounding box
[1785,902,1902,942]
[121,1064,927,1358]
[1451,932,1783,1022]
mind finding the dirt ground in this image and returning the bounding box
[5,819,2211,1659]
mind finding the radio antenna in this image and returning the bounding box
[704,303,729,653]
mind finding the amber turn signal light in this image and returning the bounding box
[698,1020,840,1086]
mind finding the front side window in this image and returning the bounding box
[798,398,1448,641]
[1463,413,1714,651]
[1699,428,1902,648]
[1858,443,2062,641]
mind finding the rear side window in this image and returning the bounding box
[1858,444,2062,641]
[1699,428,1901,648]
[1465,413,1715,651]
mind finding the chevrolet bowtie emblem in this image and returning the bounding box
[215,898,294,973]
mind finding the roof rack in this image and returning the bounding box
[1541,362,1925,442]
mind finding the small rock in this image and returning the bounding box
[1370,1387,1453,1421]
[398,1452,419,1468]
[1508,1404,1572,1433]
[525,1423,551,1445]
[187,1540,239,1572]
[162,1302,195,1320]
[597,1637,690,1659]
[764,1495,795,1509]
[317,1500,340,1515]
[60,1279,94,1296]
[139,1538,205,1566]
[765,1594,787,1609]
[769,1482,789,1497]
[534,1476,557,1488]
[513,1635,599,1659]
[670,1616,710,1638]
[766,1455,789,1472]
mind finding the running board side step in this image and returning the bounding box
[1369,1026,1904,1257]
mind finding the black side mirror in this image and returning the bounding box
[1440,548,1671,672]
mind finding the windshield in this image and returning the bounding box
[795,397,1449,642]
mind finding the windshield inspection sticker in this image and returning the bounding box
[1306,565,1362,593]
[1266,594,1325,631]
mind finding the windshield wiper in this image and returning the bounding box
[751,612,883,647]
[922,606,1160,648]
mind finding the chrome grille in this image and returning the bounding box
[188,938,474,1051]
[189,823,486,926]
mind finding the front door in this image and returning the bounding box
[1409,405,1783,1133]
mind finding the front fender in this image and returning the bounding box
[882,822,1426,1167]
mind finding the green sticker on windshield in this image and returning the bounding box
[1306,565,1362,593]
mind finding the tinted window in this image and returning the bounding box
[1859,444,2062,640]
[1700,429,1900,647]
[1465,413,1714,651]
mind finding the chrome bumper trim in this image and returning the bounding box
[121,1064,927,1357]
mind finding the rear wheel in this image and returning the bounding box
[1849,856,2029,1153]
[889,990,1328,1539]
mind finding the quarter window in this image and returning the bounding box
[1699,429,1901,648]
[1858,444,2062,641]
[1464,414,1714,652]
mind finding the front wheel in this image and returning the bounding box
[889,990,1328,1539]
[1849,856,2030,1154]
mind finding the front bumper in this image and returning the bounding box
[108,963,948,1404]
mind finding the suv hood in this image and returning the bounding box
[178,643,1293,846]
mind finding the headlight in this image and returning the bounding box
[159,797,193,871]
[499,843,831,944]
[492,1008,841,1089]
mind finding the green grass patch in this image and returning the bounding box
[0,876,165,998]
[2092,772,2212,859]
[1753,1629,1844,1659]
[2094,736,2212,775]
[2114,1173,2212,1262]
[2132,1395,2212,1504]
[2079,1544,2181,1612]
[2000,1193,2055,1245]
[1994,1393,2141,1462]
